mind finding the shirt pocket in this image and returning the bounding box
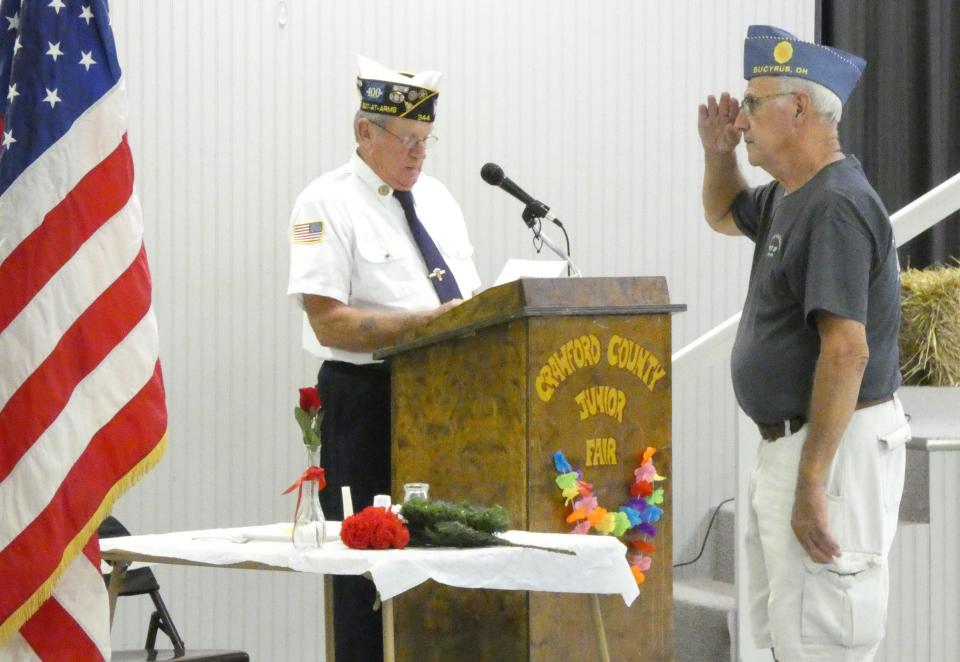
[436,235,474,261]
[435,236,480,294]
[354,234,421,302]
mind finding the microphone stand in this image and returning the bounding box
[521,204,582,277]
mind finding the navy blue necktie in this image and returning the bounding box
[393,189,463,303]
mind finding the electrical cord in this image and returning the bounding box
[673,497,735,569]
[530,218,543,252]
[554,219,571,276]
[528,216,573,277]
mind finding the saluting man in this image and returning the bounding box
[698,26,910,662]
[287,55,481,662]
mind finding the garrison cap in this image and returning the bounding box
[744,25,866,103]
[356,55,441,122]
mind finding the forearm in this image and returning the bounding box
[304,295,450,353]
[702,151,747,233]
[798,336,868,490]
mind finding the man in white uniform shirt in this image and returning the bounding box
[287,55,481,661]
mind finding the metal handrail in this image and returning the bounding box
[907,437,960,452]
[672,170,960,379]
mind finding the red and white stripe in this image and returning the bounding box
[0,79,167,656]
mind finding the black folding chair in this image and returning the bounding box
[100,517,249,662]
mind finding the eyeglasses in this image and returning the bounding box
[740,92,796,117]
[372,121,438,150]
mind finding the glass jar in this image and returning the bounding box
[403,482,430,503]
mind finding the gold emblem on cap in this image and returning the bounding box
[773,40,794,64]
[378,184,390,196]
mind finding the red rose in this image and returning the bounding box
[298,387,321,413]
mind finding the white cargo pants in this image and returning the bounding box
[745,396,910,662]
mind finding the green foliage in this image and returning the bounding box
[294,406,322,446]
[409,520,505,548]
[400,499,572,555]
[400,498,509,534]
[401,499,509,548]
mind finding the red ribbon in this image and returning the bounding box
[282,466,326,524]
[282,466,326,495]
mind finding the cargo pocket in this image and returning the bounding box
[800,552,886,647]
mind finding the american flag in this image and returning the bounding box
[293,220,324,244]
[0,0,167,657]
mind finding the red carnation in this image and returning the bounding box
[392,522,410,548]
[299,387,321,413]
[371,524,395,550]
[341,506,410,550]
[341,516,374,548]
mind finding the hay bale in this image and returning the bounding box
[899,264,960,386]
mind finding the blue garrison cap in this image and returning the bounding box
[744,25,866,103]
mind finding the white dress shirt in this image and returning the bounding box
[287,153,481,363]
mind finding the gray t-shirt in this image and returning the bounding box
[730,156,901,425]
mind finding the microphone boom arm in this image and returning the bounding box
[522,205,583,277]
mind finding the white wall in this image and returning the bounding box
[106,1,814,658]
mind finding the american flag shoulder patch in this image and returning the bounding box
[293,220,325,244]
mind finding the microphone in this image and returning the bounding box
[480,163,558,223]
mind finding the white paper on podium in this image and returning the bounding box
[493,259,568,286]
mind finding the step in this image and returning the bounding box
[712,501,736,585]
[673,577,736,662]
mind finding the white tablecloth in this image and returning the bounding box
[100,523,639,605]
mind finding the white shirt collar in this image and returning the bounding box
[349,151,395,201]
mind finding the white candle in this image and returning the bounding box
[341,485,354,518]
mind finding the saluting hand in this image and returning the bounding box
[698,93,742,154]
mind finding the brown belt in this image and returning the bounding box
[757,395,894,442]
[758,416,807,442]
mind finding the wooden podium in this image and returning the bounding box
[375,277,685,661]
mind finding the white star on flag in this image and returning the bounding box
[46,40,64,61]
[79,50,96,71]
[48,0,67,14]
[79,5,94,25]
[2,129,14,147]
[13,35,21,54]
[42,87,61,108]
[5,11,18,31]
[6,83,17,103]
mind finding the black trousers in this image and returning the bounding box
[317,360,391,662]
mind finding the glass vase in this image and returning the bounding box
[292,444,326,549]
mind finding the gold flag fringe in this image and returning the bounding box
[0,433,168,647]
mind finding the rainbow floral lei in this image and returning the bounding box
[553,447,665,584]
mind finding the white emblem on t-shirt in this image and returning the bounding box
[766,234,782,257]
